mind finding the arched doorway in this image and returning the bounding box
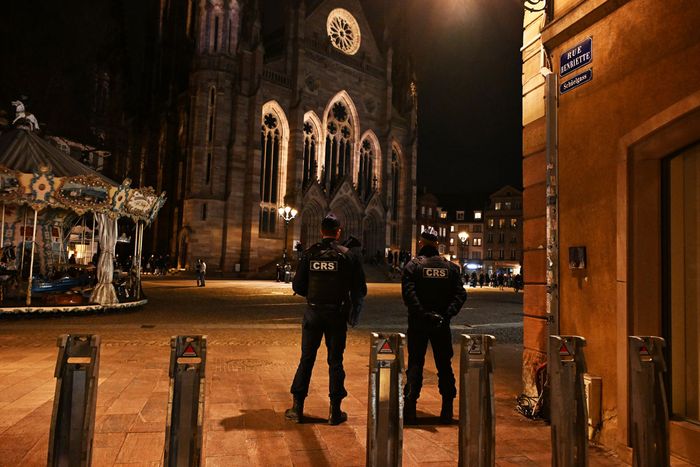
[300,201,324,249]
[362,210,383,260]
[177,228,190,269]
[331,195,362,240]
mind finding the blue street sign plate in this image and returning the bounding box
[559,37,592,77]
[560,69,593,95]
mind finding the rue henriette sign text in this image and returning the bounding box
[560,69,593,95]
[559,37,592,77]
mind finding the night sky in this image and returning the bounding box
[0,0,524,201]
[397,0,524,198]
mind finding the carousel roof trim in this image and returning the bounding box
[0,129,116,184]
[0,128,166,224]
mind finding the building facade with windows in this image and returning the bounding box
[124,0,417,273]
[482,185,522,275]
[416,190,450,255]
[448,209,484,272]
[522,0,700,459]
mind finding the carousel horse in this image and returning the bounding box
[11,100,39,131]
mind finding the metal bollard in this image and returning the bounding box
[164,335,207,467]
[628,336,669,467]
[458,334,495,467]
[549,335,588,467]
[47,334,101,467]
[366,333,404,467]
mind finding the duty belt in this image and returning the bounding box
[308,302,343,311]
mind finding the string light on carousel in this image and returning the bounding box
[0,100,166,313]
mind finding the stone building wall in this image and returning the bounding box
[522,0,700,459]
[143,0,417,274]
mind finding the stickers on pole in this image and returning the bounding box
[182,344,197,357]
[559,341,574,360]
[468,338,482,355]
[177,340,201,364]
[638,344,653,362]
[378,339,393,354]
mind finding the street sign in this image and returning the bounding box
[559,37,592,77]
[560,69,593,95]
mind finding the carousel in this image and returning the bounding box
[0,104,165,313]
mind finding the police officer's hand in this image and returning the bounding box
[423,312,445,327]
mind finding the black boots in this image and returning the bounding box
[285,397,304,423]
[328,399,348,425]
[403,398,417,425]
[439,398,454,424]
[286,397,347,425]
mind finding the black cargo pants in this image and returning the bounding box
[290,305,348,401]
[404,315,456,401]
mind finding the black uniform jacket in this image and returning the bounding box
[401,245,467,319]
[293,238,367,307]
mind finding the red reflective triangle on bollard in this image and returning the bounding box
[378,339,393,354]
[639,345,649,356]
[559,343,570,357]
[182,344,197,357]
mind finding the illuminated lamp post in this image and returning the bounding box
[278,205,298,265]
[458,231,469,272]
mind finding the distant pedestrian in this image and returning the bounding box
[195,258,206,286]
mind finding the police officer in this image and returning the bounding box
[402,226,467,424]
[286,213,367,425]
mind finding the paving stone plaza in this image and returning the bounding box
[0,279,642,466]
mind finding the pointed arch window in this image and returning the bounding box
[260,112,281,233]
[324,101,353,192]
[358,139,376,202]
[302,121,317,187]
[207,87,216,143]
[390,148,400,245]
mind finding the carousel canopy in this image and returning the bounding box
[0,129,115,184]
[0,128,165,224]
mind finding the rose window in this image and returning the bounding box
[326,8,361,55]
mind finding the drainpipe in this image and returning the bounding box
[542,57,560,346]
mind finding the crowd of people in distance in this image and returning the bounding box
[462,271,523,292]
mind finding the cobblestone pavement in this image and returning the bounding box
[0,280,631,466]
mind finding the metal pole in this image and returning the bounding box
[366,332,404,467]
[90,215,95,264]
[0,202,5,249]
[283,220,289,265]
[164,335,206,467]
[47,334,101,467]
[81,215,86,265]
[549,335,588,467]
[459,334,496,467]
[25,208,38,306]
[136,222,143,300]
[629,336,669,467]
[133,221,138,262]
[19,207,27,277]
[545,70,560,339]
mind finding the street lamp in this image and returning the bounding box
[278,205,298,265]
[458,231,469,270]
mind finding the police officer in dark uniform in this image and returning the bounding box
[285,213,367,425]
[402,226,467,424]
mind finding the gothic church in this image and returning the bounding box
[134,0,418,273]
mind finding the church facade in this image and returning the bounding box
[127,0,418,273]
